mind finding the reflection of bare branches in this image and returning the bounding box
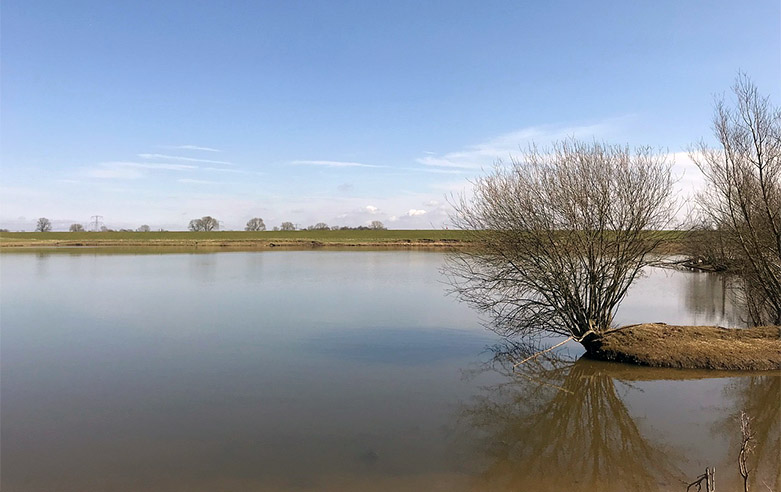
[687,468,715,492]
[460,359,684,491]
[739,412,754,492]
[683,271,744,327]
[719,375,781,490]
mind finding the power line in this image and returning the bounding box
[90,215,103,232]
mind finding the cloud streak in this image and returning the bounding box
[84,161,198,179]
[177,178,220,185]
[138,153,233,165]
[416,121,616,169]
[290,160,384,168]
[161,145,221,152]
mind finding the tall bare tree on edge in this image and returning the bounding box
[691,74,781,326]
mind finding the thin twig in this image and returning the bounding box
[512,336,573,368]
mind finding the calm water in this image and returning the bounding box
[1,250,778,491]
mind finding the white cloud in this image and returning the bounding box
[161,145,221,152]
[407,209,426,216]
[290,160,383,168]
[417,121,616,169]
[399,167,465,175]
[202,167,248,174]
[107,161,196,171]
[138,153,233,165]
[85,167,145,179]
[177,178,219,185]
[83,161,197,180]
[365,205,379,214]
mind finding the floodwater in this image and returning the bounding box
[1,250,778,491]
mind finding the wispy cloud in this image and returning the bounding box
[399,167,465,175]
[177,178,220,185]
[112,161,196,171]
[406,209,426,216]
[84,161,197,179]
[139,153,233,165]
[290,160,384,168]
[202,167,248,174]
[161,145,221,152]
[417,121,616,169]
[85,166,145,179]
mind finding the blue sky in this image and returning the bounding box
[1,0,779,230]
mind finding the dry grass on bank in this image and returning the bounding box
[590,323,781,371]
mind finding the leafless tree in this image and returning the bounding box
[447,139,676,352]
[370,220,386,230]
[691,74,781,325]
[308,222,329,230]
[188,216,219,232]
[245,217,266,231]
[136,224,151,232]
[36,217,52,232]
[69,223,85,232]
[280,221,295,231]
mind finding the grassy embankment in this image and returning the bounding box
[0,229,471,249]
[0,229,690,251]
[589,323,781,370]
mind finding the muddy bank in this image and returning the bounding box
[587,323,781,370]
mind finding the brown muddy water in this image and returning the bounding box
[1,250,777,491]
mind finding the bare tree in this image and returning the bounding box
[201,216,219,232]
[69,223,85,232]
[308,222,329,230]
[447,139,676,352]
[137,224,151,232]
[36,217,52,232]
[188,216,219,232]
[370,220,386,230]
[245,217,266,231]
[691,74,781,325]
[280,221,295,231]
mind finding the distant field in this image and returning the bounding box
[0,229,473,248]
[0,229,690,253]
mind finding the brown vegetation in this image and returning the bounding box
[588,323,781,370]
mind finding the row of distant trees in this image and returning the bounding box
[187,216,386,232]
[29,216,386,233]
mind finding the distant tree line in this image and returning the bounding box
[25,216,387,233]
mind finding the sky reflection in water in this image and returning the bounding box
[0,250,775,491]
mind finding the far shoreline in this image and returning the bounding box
[0,229,690,253]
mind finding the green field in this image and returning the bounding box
[0,229,472,247]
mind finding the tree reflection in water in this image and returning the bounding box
[718,374,781,490]
[460,344,684,491]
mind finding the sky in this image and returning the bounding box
[1,0,779,231]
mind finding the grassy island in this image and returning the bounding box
[588,323,781,371]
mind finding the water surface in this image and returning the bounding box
[1,250,777,491]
